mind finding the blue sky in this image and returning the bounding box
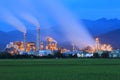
[63,0,120,19]
[0,0,120,32]
[0,0,120,19]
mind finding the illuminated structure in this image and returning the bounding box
[6,41,36,54]
[40,42,44,50]
[46,37,58,50]
[100,44,112,51]
[95,38,113,52]
[82,46,95,53]
[6,36,58,54]
[95,37,100,51]
[83,38,113,53]
[26,42,36,52]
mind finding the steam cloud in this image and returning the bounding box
[41,0,95,48]
[20,13,40,29]
[0,0,95,49]
[1,10,26,34]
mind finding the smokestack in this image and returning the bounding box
[37,28,40,51]
[72,43,75,51]
[95,37,100,52]
[24,33,27,52]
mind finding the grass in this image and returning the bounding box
[0,59,120,80]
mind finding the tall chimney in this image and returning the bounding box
[72,43,75,51]
[95,37,100,52]
[24,33,27,52]
[37,28,40,51]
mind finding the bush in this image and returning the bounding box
[93,53,99,58]
[101,51,109,58]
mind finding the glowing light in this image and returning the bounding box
[100,44,113,51]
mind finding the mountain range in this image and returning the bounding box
[98,29,120,49]
[82,18,120,35]
[0,18,120,50]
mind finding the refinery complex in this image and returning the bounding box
[0,0,120,59]
[0,2,119,58]
[1,27,119,58]
[4,28,62,57]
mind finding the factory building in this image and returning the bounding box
[45,37,58,51]
[95,37,113,52]
[6,42,36,54]
[82,38,113,53]
[4,26,113,57]
[5,37,58,55]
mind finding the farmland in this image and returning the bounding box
[0,59,120,80]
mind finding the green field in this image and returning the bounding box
[0,59,120,80]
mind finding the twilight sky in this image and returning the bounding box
[0,0,120,32]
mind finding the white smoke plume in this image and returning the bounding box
[41,0,95,49]
[20,13,40,29]
[1,10,26,34]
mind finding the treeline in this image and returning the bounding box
[0,51,119,59]
[0,52,80,59]
[93,51,110,58]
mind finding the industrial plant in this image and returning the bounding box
[0,17,120,58]
[1,26,119,59]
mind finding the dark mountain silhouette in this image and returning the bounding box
[0,29,68,51]
[0,29,120,50]
[0,18,120,50]
[98,29,120,49]
[82,18,120,35]
[0,31,7,51]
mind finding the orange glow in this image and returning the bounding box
[46,37,58,51]
[100,44,112,51]
[84,38,113,53]
[8,42,36,52]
